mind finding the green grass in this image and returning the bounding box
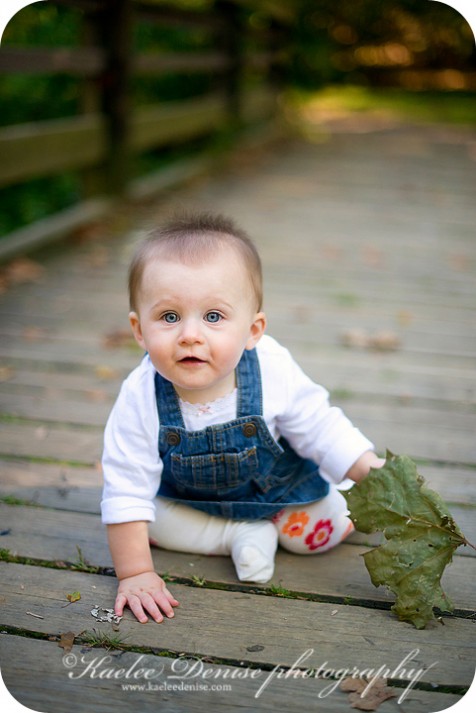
[287,85,476,127]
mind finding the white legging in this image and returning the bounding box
[148,485,354,584]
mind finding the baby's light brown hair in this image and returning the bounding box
[128,212,263,313]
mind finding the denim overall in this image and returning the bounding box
[155,347,329,520]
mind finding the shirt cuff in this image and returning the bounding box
[319,430,375,484]
[101,496,156,524]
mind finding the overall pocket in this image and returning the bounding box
[171,447,258,495]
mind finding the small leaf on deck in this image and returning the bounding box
[341,676,396,710]
[58,631,75,653]
[66,591,81,603]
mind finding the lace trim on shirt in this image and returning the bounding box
[179,389,237,417]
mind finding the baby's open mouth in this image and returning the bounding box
[179,357,205,364]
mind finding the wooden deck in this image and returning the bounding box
[1,116,475,712]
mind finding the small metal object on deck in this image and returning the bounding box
[90,604,122,624]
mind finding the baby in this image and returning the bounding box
[101,211,384,624]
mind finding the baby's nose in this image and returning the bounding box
[178,318,204,343]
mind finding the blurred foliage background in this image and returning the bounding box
[0,0,475,238]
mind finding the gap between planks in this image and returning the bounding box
[1,504,475,608]
[1,561,475,691]
[0,635,464,713]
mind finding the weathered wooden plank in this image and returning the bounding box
[0,635,463,713]
[1,504,474,605]
[0,345,135,378]
[0,422,102,465]
[0,504,111,566]
[0,332,474,384]
[1,455,474,518]
[1,341,475,409]
[0,459,102,514]
[2,383,475,451]
[342,404,476,465]
[2,402,475,466]
[0,391,113,427]
[417,463,476,505]
[0,370,120,397]
[4,261,475,314]
[1,563,474,688]
[269,317,476,358]
[2,310,475,363]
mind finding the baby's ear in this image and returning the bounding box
[129,312,146,349]
[246,311,266,350]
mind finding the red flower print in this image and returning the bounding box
[271,509,285,523]
[282,511,310,538]
[305,519,334,551]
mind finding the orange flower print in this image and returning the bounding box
[305,519,334,551]
[281,511,310,538]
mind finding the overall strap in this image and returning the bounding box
[154,346,263,426]
[236,347,263,418]
[154,371,185,428]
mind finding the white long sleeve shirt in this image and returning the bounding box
[101,334,374,524]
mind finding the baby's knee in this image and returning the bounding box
[274,491,354,555]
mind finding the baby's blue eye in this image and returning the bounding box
[205,311,222,323]
[163,312,179,323]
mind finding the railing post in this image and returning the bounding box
[80,7,104,198]
[97,0,134,195]
[216,0,245,129]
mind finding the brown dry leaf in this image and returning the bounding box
[4,258,44,285]
[292,305,312,324]
[341,678,366,693]
[95,365,120,380]
[467,142,476,162]
[71,222,106,245]
[0,366,15,382]
[397,310,413,327]
[103,329,135,349]
[86,389,108,403]
[368,331,401,351]
[361,245,384,268]
[448,253,471,272]
[85,246,109,269]
[341,677,396,711]
[341,329,401,352]
[22,326,47,342]
[58,631,75,653]
[341,329,370,349]
[322,244,343,261]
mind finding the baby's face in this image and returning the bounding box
[129,246,266,403]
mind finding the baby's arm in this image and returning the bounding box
[107,521,179,624]
[345,450,386,483]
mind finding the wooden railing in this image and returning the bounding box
[0,0,284,260]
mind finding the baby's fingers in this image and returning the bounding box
[128,594,151,624]
[153,589,178,619]
[163,586,180,608]
[114,592,127,617]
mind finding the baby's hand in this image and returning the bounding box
[115,571,179,624]
[346,451,386,483]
